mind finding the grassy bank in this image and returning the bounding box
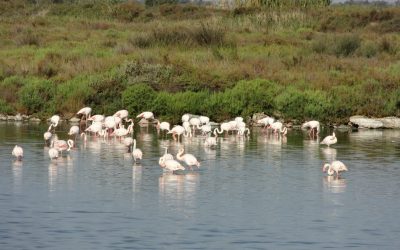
[0,1,399,124]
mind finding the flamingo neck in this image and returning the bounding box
[176,149,184,160]
[48,124,53,132]
[133,139,136,150]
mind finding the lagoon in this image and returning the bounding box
[1,122,400,249]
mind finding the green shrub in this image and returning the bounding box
[334,34,361,57]
[0,76,25,104]
[14,29,40,46]
[122,83,156,115]
[275,86,307,120]
[360,41,378,58]
[0,98,13,114]
[18,78,56,115]
[111,2,144,22]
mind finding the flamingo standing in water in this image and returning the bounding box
[320,132,337,147]
[48,148,59,160]
[302,120,320,137]
[269,121,287,135]
[168,125,190,141]
[12,145,23,161]
[52,139,74,156]
[68,125,80,140]
[132,139,143,162]
[48,115,60,132]
[204,133,217,147]
[323,160,348,177]
[176,148,200,170]
[77,107,92,128]
[159,147,174,168]
[159,158,185,172]
[123,137,134,152]
[155,120,170,136]
[44,131,52,146]
[214,122,234,136]
[137,111,154,120]
[113,110,129,121]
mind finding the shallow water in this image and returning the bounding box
[1,122,400,249]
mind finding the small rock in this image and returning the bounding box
[0,114,7,121]
[29,117,41,122]
[377,117,400,129]
[69,117,81,123]
[22,115,30,120]
[7,115,16,121]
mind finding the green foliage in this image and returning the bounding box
[18,78,56,115]
[0,98,13,114]
[111,2,144,22]
[334,34,361,57]
[122,83,156,115]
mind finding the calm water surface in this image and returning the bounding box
[1,122,400,249]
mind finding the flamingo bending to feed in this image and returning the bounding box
[12,145,23,160]
[320,132,337,147]
[85,122,102,136]
[48,148,59,160]
[159,147,174,168]
[189,117,201,136]
[132,139,143,162]
[77,107,92,127]
[44,131,52,146]
[182,114,191,123]
[204,134,217,147]
[214,122,234,136]
[269,122,287,135]
[48,115,60,132]
[156,120,170,134]
[113,110,129,121]
[137,111,154,120]
[68,125,80,139]
[257,116,275,129]
[302,120,320,136]
[51,139,74,156]
[159,158,185,172]
[88,114,105,123]
[176,148,200,169]
[168,125,190,141]
[199,116,210,125]
[123,137,134,152]
[323,160,348,177]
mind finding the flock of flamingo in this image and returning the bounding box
[10,107,348,176]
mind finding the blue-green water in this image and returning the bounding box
[1,122,400,249]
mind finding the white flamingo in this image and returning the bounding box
[168,125,190,141]
[52,139,74,156]
[269,121,287,134]
[159,158,185,172]
[182,114,191,123]
[68,125,80,140]
[204,133,217,147]
[302,120,320,136]
[214,122,234,136]
[176,148,200,169]
[323,160,348,177]
[44,131,52,146]
[199,116,210,125]
[156,120,170,134]
[48,148,59,160]
[85,122,102,136]
[48,115,60,132]
[257,116,275,129]
[159,147,174,168]
[189,117,201,136]
[12,145,23,160]
[123,137,134,152]
[88,114,105,123]
[320,132,337,147]
[113,109,129,121]
[77,107,92,127]
[137,111,154,120]
[132,139,143,162]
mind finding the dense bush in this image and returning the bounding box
[334,34,361,57]
[0,98,13,114]
[18,79,56,115]
[122,83,156,115]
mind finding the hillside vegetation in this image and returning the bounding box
[0,0,399,124]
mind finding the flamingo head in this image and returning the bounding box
[322,163,330,173]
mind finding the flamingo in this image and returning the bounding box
[44,131,52,146]
[214,122,234,136]
[302,120,320,137]
[113,110,129,121]
[155,120,170,135]
[199,116,210,125]
[176,148,200,169]
[183,121,192,137]
[323,160,348,177]
[137,111,154,120]
[159,158,185,172]
[132,139,142,162]
[85,122,102,136]
[12,145,23,160]
[126,119,134,134]
[168,125,190,141]
[189,117,201,136]
[204,133,217,147]
[104,116,117,135]
[48,148,59,160]
[257,116,275,129]
[238,127,250,136]
[52,139,74,156]
[88,114,105,123]
[199,123,212,135]
[320,132,337,147]
[77,107,92,127]
[159,147,174,168]
[123,137,134,152]
[68,125,80,140]
[48,115,60,132]
[182,114,191,123]
[269,121,287,134]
